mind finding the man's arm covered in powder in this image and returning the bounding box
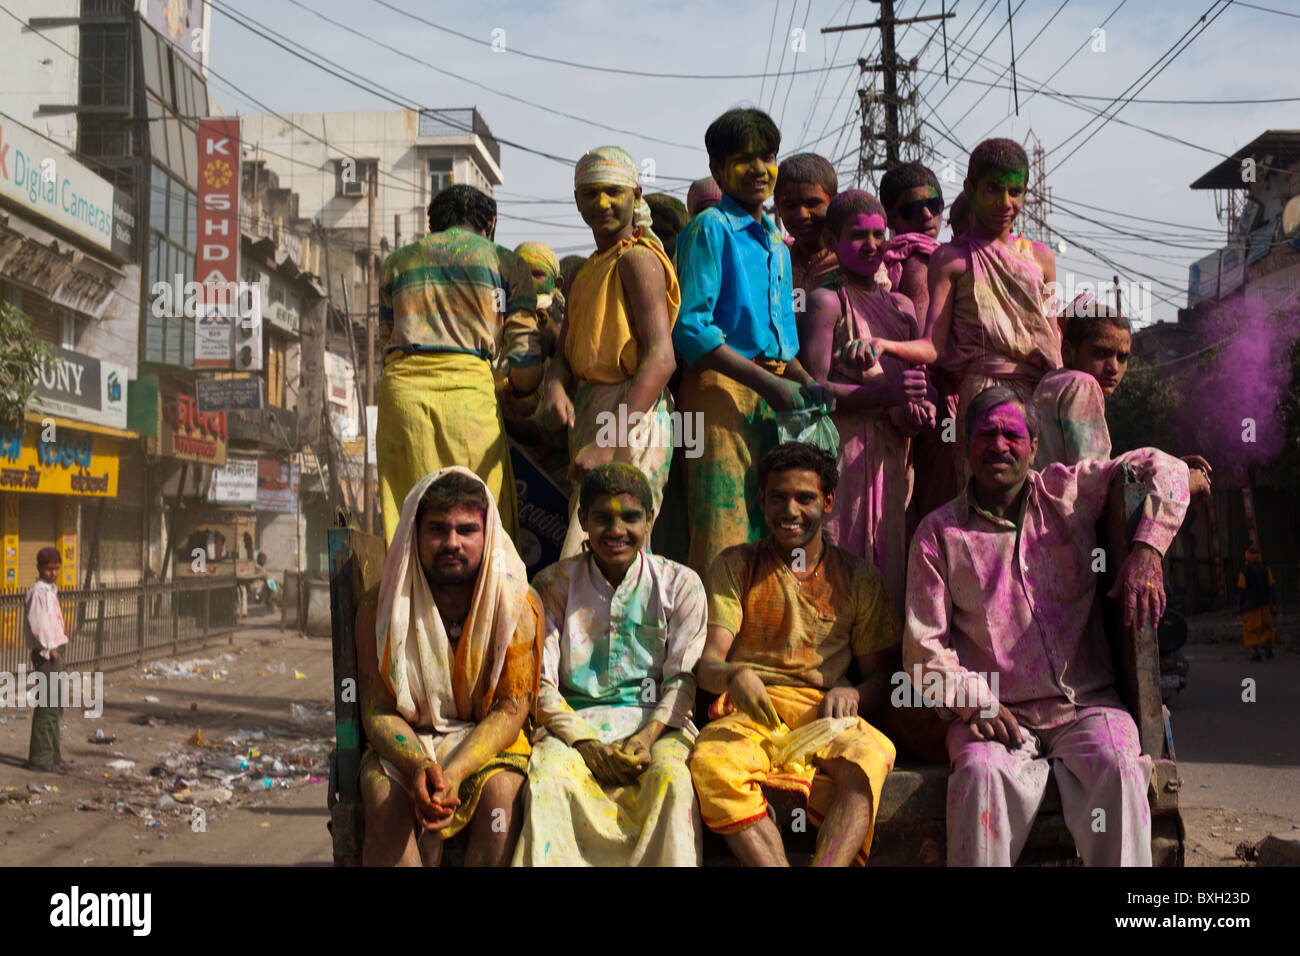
[533,565,601,746]
[499,251,543,395]
[355,592,435,781]
[1067,447,1190,630]
[901,530,998,723]
[437,596,539,794]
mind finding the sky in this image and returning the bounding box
[207,0,1300,328]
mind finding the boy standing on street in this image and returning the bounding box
[25,546,70,772]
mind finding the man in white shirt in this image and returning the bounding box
[25,547,70,771]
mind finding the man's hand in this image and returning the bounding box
[618,733,654,772]
[1107,543,1166,631]
[536,379,575,431]
[763,376,810,413]
[835,337,888,371]
[576,740,643,786]
[412,761,459,831]
[901,367,929,404]
[568,441,617,485]
[1182,454,1212,497]
[968,704,1024,749]
[727,667,781,728]
[819,686,860,719]
[801,380,835,412]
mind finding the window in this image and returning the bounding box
[142,164,198,368]
[429,158,453,198]
[79,21,131,108]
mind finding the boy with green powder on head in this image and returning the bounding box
[672,107,829,578]
[843,138,1061,462]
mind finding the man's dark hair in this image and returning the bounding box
[36,545,61,569]
[559,254,587,293]
[758,441,839,496]
[1062,303,1132,348]
[704,108,781,165]
[415,472,490,526]
[775,153,837,199]
[965,386,1040,444]
[645,193,689,234]
[825,189,886,237]
[579,462,653,515]
[879,162,942,213]
[966,138,1029,189]
[428,184,497,234]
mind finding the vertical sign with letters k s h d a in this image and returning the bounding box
[195,118,241,369]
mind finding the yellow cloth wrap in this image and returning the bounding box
[679,366,779,578]
[371,728,530,840]
[376,351,518,544]
[437,729,531,839]
[566,231,680,385]
[1241,605,1276,648]
[688,684,896,865]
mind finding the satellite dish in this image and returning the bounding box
[1282,195,1300,238]
[1056,239,1068,254]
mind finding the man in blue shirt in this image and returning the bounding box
[673,108,824,577]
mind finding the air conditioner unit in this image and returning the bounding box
[341,178,365,198]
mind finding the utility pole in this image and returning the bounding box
[823,0,953,186]
[364,164,377,535]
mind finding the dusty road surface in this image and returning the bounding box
[3,608,1295,867]
[0,615,335,866]
[1175,608,1300,867]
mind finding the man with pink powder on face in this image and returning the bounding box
[903,385,1190,866]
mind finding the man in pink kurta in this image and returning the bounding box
[903,386,1189,866]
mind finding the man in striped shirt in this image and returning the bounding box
[377,185,542,542]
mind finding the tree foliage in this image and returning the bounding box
[0,301,57,433]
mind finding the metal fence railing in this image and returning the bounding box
[0,579,240,676]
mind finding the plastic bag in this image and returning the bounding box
[774,405,840,454]
[764,716,858,774]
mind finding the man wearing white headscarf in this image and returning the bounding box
[536,146,681,557]
[355,467,542,866]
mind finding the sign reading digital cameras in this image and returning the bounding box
[0,115,134,259]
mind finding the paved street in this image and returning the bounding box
[1173,609,1300,866]
[1,614,335,866]
[3,608,1296,867]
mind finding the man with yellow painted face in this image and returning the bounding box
[673,108,827,578]
[516,463,707,866]
[536,146,681,558]
[844,139,1062,477]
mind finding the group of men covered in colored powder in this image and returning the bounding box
[364,104,1213,867]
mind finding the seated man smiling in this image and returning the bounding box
[515,463,707,866]
[690,442,901,867]
[355,468,542,866]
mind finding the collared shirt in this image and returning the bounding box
[532,552,707,746]
[24,579,68,659]
[708,537,901,690]
[672,193,799,368]
[379,226,541,367]
[903,449,1190,730]
[1031,368,1112,468]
